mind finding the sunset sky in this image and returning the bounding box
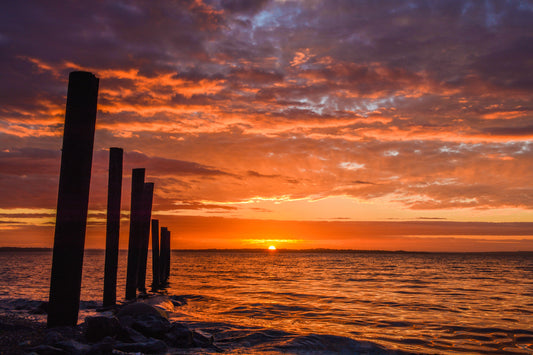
[1,0,532,251]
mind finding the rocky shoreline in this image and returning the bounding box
[0,295,412,354]
[0,295,221,354]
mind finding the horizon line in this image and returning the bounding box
[1,246,532,254]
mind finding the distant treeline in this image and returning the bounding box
[1,247,531,255]
[0,247,52,252]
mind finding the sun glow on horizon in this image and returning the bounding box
[268,245,276,250]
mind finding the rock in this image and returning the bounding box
[169,295,187,307]
[30,301,48,314]
[27,344,66,355]
[116,302,171,339]
[131,313,171,338]
[84,316,120,342]
[54,339,91,354]
[164,323,193,347]
[193,329,214,347]
[117,326,149,343]
[86,337,115,355]
[43,330,65,345]
[113,338,168,354]
[44,326,82,345]
[116,302,168,323]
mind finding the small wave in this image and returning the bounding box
[377,321,414,328]
[222,302,314,316]
[275,334,409,354]
[218,329,293,347]
[443,324,533,336]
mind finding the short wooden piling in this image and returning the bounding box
[137,182,154,292]
[151,219,160,290]
[103,147,123,307]
[48,71,99,327]
[125,168,145,300]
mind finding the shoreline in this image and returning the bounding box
[0,313,47,354]
[0,295,411,355]
[0,296,223,354]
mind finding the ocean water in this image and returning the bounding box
[0,250,532,354]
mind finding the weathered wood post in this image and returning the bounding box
[125,168,145,300]
[151,219,160,290]
[165,229,171,283]
[137,182,154,293]
[48,71,99,327]
[160,227,168,283]
[103,147,123,307]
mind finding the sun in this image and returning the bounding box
[268,245,276,250]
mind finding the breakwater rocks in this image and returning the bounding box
[26,299,221,354]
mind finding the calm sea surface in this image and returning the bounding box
[0,250,532,354]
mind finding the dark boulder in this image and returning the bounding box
[27,344,66,355]
[116,302,171,339]
[117,326,149,343]
[116,302,168,323]
[86,337,115,355]
[30,301,48,314]
[164,322,194,347]
[53,339,91,354]
[131,313,171,338]
[193,329,214,347]
[84,316,120,342]
[113,338,168,354]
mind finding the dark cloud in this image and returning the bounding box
[247,170,281,179]
[353,180,375,185]
[171,201,238,211]
[483,125,533,137]
[122,151,230,176]
[0,148,60,176]
[221,0,270,14]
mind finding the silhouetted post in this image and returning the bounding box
[137,182,154,293]
[165,230,171,283]
[125,168,145,300]
[103,147,123,307]
[151,219,160,290]
[48,71,99,328]
[160,227,168,283]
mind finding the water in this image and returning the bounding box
[1,250,532,354]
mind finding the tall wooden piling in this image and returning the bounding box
[160,227,169,283]
[165,230,171,283]
[125,168,145,300]
[48,71,99,327]
[137,182,154,292]
[151,219,160,290]
[103,147,123,307]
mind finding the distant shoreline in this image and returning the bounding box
[1,247,532,255]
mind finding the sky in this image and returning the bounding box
[1,0,532,251]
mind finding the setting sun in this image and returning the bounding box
[268,245,276,251]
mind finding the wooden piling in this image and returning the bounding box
[160,227,168,283]
[165,230,171,283]
[125,168,145,300]
[151,219,160,290]
[103,147,123,307]
[48,71,99,327]
[137,182,154,293]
